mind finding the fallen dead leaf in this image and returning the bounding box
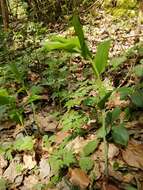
[103,184,120,190]
[0,155,7,177]
[107,92,129,109]
[55,131,70,144]
[3,157,22,183]
[122,140,143,169]
[69,168,90,189]
[66,137,86,154]
[0,121,15,131]
[122,173,134,183]
[21,175,39,190]
[108,165,123,182]
[36,114,58,132]
[56,178,71,190]
[108,143,119,160]
[23,154,36,170]
[92,143,119,162]
[39,158,51,180]
[0,155,7,169]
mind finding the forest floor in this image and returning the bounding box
[0,6,143,190]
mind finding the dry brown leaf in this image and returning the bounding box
[69,168,90,189]
[108,165,123,182]
[36,114,58,132]
[23,154,36,170]
[3,157,22,183]
[0,121,15,131]
[0,155,7,169]
[122,173,134,183]
[28,71,40,82]
[0,155,7,177]
[122,140,143,169]
[55,131,70,144]
[21,175,39,190]
[104,184,120,190]
[66,137,86,154]
[108,144,119,160]
[107,92,129,109]
[92,143,119,162]
[39,158,51,180]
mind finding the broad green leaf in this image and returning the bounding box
[112,107,121,122]
[43,37,80,53]
[83,139,100,156]
[134,65,143,77]
[0,89,8,96]
[72,14,91,59]
[117,87,133,99]
[14,136,34,151]
[98,91,112,109]
[131,89,143,107]
[111,56,127,69]
[0,178,7,190]
[0,89,15,106]
[93,40,111,74]
[112,124,129,146]
[10,109,23,124]
[0,96,13,105]
[79,157,94,171]
[97,125,111,139]
[49,157,63,173]
[63,150,76,166]
[5,149,13,161]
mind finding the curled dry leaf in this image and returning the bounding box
[122,140,143,169]
[69,168,90,189]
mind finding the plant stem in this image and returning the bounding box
[102,110,108,178]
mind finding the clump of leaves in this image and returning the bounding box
[61,110,89,132]
[0,136,34,161]
[49,148,76,174]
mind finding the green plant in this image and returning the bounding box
[49,148,76,174]
[43,14,113,177]
[0,136,34,161]
[79,156,94,172]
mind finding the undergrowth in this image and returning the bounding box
[0,10,143,189]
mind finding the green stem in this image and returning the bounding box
[102,110,108,177]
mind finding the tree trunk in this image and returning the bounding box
[0,0,9,31]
